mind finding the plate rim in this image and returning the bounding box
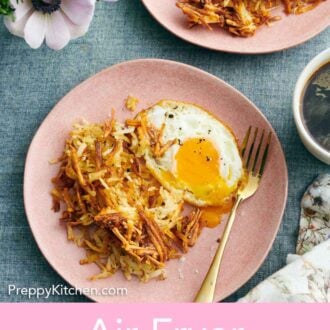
[141,0,329,54]
[23,58,288,302]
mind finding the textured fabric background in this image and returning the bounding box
[0,0,329,303]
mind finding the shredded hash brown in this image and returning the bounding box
[176,0,324,37]
[51,113,204,282]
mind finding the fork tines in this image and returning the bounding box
[241,126,271,178]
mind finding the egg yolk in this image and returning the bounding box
[200,204,234,228]
[175,137,232,205]
[176,138,219,185]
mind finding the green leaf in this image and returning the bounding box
[0,0,16,17]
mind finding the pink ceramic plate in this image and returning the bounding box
[24,59,288,302]
[142,0,330,54]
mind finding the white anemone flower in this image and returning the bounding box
[4,0,96,50]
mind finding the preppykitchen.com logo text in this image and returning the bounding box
[8,284,127,299]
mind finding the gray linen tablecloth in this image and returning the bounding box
[0,0,329,302]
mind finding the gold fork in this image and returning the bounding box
[194,126,272,303]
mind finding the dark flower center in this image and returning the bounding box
[31,0,61,14]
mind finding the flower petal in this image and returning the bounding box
[24,11,47,49]
[10,0,33,21]
[61,0,95,26]
[4,8,33,38]
[61,10,88,39]
[45,11,71,50]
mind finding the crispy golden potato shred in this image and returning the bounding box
[125,95,139,112]
[51,114,204,282]
[176,0,324,37]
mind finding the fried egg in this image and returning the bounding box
[136,100,244,211]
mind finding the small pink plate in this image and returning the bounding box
[24,59,288,302]
[142,0,330,54]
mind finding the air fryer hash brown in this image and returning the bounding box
[176,0,324,37]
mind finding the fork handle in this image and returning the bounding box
[194,196,242,303]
